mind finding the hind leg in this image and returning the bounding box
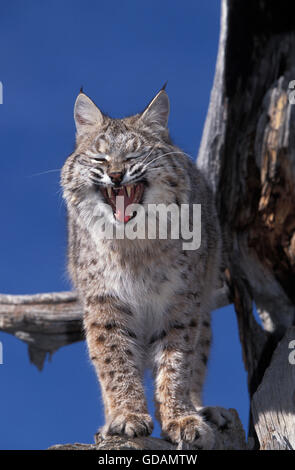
[190,313,233,430]
[190,312,212,409]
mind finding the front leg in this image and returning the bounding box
[84,294,153,438]
[151,295,215,449]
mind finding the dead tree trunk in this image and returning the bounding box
[1,0,295,450]
[198,0,295,449]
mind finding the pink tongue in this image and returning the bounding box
[114,187,133,223]
[115,210,131,223]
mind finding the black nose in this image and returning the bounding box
[109,172,124,185]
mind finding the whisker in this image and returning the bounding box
[140,146,156,165]
[145,167,163,172]
[128,147,155,176]
[144,151,185,169]
[27,169,61,177]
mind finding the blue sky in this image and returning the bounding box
[0,0,249,449]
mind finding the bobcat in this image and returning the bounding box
[61,87,231,448]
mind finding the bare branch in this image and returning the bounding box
[0,292,83,370]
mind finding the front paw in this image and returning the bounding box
[100,412,153,438]
[198,406,233,430]
[162,414,215,449]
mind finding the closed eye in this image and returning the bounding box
[89,154,108,163]
[83,149,108,162]
[125,153,142,161]
[94,158,107,164]
[125,148,153,161]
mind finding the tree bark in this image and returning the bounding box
[198,0,295,450]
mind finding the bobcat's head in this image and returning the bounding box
[61,88,189,234]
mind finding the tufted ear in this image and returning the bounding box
[140,89,170,128]
[74,92,103,134]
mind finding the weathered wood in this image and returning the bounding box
[0,292,83,370]
[198,0,295,332]
[197,0,295,449]
[252,327,295,450]
[49,408,247,450]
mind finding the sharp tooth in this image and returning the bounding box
[126,185,132,197]
[107,187,113,198]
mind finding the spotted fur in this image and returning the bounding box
[61,89,226,448]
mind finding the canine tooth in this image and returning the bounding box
[107,187,113,198]
[126,185,132,197]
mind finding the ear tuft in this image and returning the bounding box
[140,89,170,128]
[74,93,103,134]
[161,81,168,91]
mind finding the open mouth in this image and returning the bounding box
[101,182,145,223]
